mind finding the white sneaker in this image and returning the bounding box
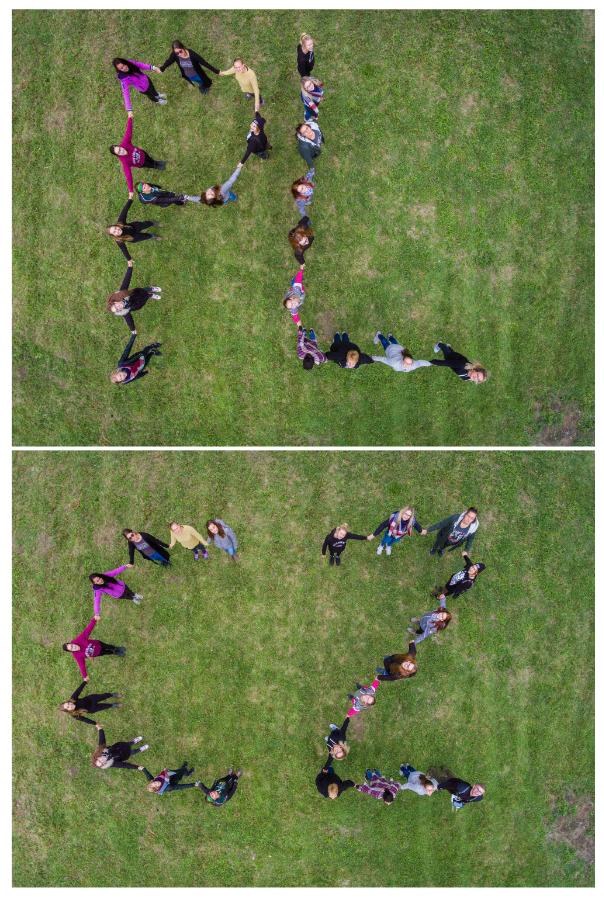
[132,736,143,743]
[433,342,442,353]
[158,92,167,99]
[373,331,381,345]
[158,97,168,105]
[150,286,161,292]
[150,294,161,300]
[139,744,149,752]
[376,544,383,555]
[386,545,392,556]
[131,594,143,604]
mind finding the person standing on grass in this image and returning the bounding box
[407,597,452,645]
[300,76,324,120]
[438,776,486,809]
[110,333,162,385]
[355,770,404,804]
[297,327,327,369]
[376,640,417,681]
[398,764,438,796]
[369,507,426,557]
[58,681,121,726]
[430,342,488,383]
[113,58,166,111]
[288,216,314,265]
[426,508,480,556]
[291,169,315,216]
[296,121,323,167]
[201,163,244,206]
[123,529,170,566]
[62,616,125,681]
[159,41,219,95]
[136,181,200,207]
[142,762,198,794]
[371,332,432,373]
[197,768,242,806]
[218,58,264,111]
[168,522,209,561]
[315,757,354,799]
[437,553,486,600]
[206,519,239,559]
[107,262,162,335]
[284,265,306,325]
[110,112,166,195]
[241,112,271,163]
[321,524,372,566]
[106,197,161,263]
[324,717,350,760]
[92,723,149,770]
[89,564,142,615]
[347,679,380,717]
[297,33,315,76]
[326,332,374,370]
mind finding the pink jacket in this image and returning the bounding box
[92,565,129,615]
[67,617,100,679]
[117,117,147,192]
[117,60,153,112]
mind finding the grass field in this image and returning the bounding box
[12,9,594,446]
[13,451,594,887]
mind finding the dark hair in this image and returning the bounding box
[113,58,142,76]
[418,774,433,789]
[382,790,394,804]
[89,572,119,588]
[291,176,314,198]
[62,643,70,652]
[201,187,224,207]
[206,519,226,538]
[295,123,307,136]
[172,40,185,50]
[302,354,315,370]
[433,609,452,632]
[109,145,120,156]
[122,528,134,539]
[467,507,478,515]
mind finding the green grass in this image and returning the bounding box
[13,451,594,886]
[12,9,594,446]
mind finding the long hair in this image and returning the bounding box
[201,187,224,207]
[418,774,434,789]
[106,290,130,310]
[291,175,314,199]
[112,58,142,77]
[91,747,113,769]
[172,40,185,51]
[464,361,489,380]
[393,506,415,535]
[106,226,133,243]
[288,223,313,251]
[89,572,120,588]
[206,519,225,538]
[432,610,452,632]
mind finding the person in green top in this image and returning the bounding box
[168,522,209,561]
[426,508,480,557]
[218,58,264,111]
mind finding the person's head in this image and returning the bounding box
[206,519,225,537]
[92,748,111,768]
[345,350,360,369]
[209,789,221,800]
[461,507,478,526]
[172,40,187,57]
[296,123,315,141]
[400,659,417,676]
[108,297,126,314]
[470,783,486,798]
[433,610,452,631]
[331,741,349,761]
[63,642,79,653]
[382,789,395,805]
[109,144,128,157]
[397,506,414,523]
[169,521,182,533]
[147,779,163,793]
[300,33,314,52]
[89,573,106,586]
[359,692,375,707]
[333,524,348,540]
[106,225,124,239]
[122,528,140,542]
[59,700,76,713]
[302,353,316,370]
[283,296,301,313]
[110,369,128,384]
[250,119,261,135]
[327,783,339,800]
[136,182,152,194]
[113,58,138,75]
[468,562,485,579]
[233,58,246,73]
[402,353,414,367]
[419,775,436,796]
[201,186,223,206]
[466,363,488,383]
[291,177,313,199]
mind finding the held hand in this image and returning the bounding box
[95,723,102,730]
[420,529,428,536]
[367,534,374,541]
[84,676,90,682]
[138,765,145,771]
[128,191,134,199]
[462,550,469,557]
[152,66,161,74]
[127,110,134,119]
[94,615,101,621]
[127,259,134,267]
[125,563,134,568]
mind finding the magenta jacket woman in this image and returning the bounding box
[114,58,161,112]
[90,565,141,615]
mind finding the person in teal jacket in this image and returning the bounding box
[426,508,479,556]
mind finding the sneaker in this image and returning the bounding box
[158,92,167,99]
[373,331,382,345]
[433,342,442,353]
[131,594,142,604]
[385,545,392,556]
[244,92,254,99]
[185,195,201,203]
[429,548,436,556]
[158,98,168,105]
[193,550,200,561]
[228,191,238,202]
[133,736,143,744]
[376,544,383,555]
[139,744,149,752]
[335,556,341,566]
[329,555,335,565]
[150,286,161,292]
[150,294,161,300]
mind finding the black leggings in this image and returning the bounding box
[84,692,119,713]
[142,80,160,102]
[110,740,142,761]
[167,764,197,792]
[121,586,135,600]
[327,717,350,748]
[142,154,163,169]
[98,642,124,655]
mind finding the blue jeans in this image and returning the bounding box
[303,106,317,121]
[380,533,401,548]
[376,333,399,351]
[188,75,210,94]
[149,551,169,566]
[308,329,316,341]
[401,764,416,779]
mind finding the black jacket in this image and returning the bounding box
[160,48,219,88]
[316,757,354,798]
[322,529,366,556]
[241,113,269,163]
[126,531,170,564]
[326,338,374,369]
[297,44,315,76]
[438,777,483,805]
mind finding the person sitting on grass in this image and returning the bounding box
[58,681,121,726]
[297,327,327,369]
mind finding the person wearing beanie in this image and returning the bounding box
[136,181,200,207]
[241,112,271,163]
[437,552,486,599]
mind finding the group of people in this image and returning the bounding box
[105,43,271,385]
[317,504,487,809]
[58,516,241,806]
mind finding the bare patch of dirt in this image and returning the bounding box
[461,93,479,116]
[44,106,69,135]
[581,10,594,47]
[408,203,436,222]
[95,523,118,549]
[534,399,582,446]
[316,307,338,338]
[510,666,534,688]
[479,509,497,528]
[547,792,594,865]
[36,533,54,557]
[490,265,517,288]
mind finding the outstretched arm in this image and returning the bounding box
[70,681,87,702]
[117,333,137,368]
[117,198,133,224]
[119,264,133,292]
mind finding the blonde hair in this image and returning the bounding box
[464,361,489,381]
[336,522,349,532]
[346,350,360,367]
[327,783,339,799]
[331,741,349,759]
[300,32,313,45]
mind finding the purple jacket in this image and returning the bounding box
[92,565,129,615]
[117,60,153,112]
